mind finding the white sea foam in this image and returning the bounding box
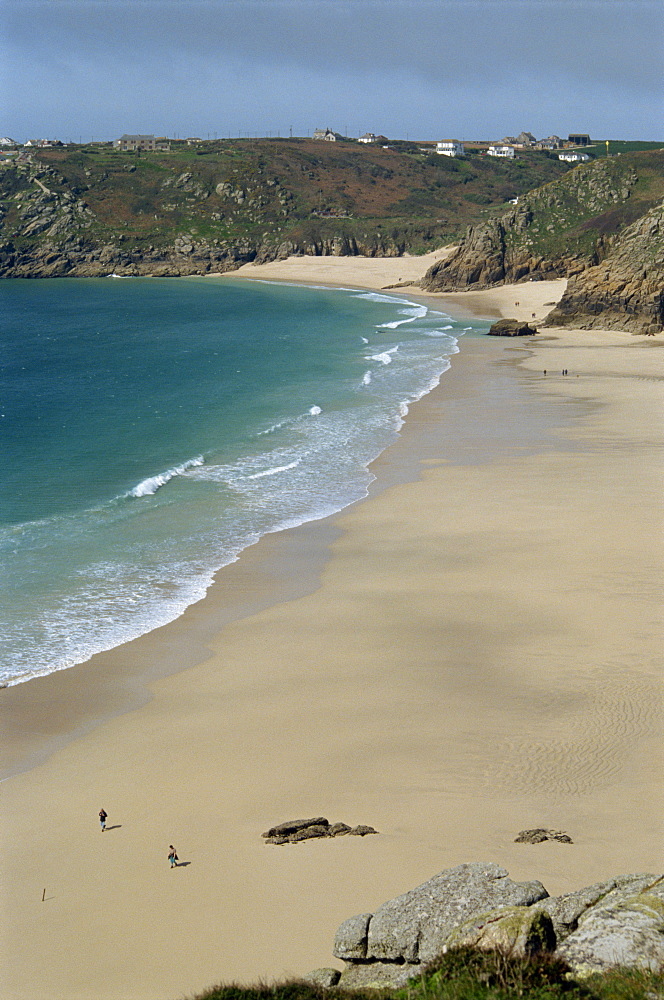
[127,456,204,498]
[422,324,454,337]
[257,418,290,436]
[246,459,301,480]
[353,291,412,306]
[309,405,322,415]
[367,346,399,366]
[377,305,428,329]
[361,337,369,344]
[362,371,372,385]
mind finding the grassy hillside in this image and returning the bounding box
[0,139,571,274]
[422,149,664,291]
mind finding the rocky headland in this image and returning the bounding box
[421,151,664,334]
[545,200,664,334]
[307,863,664,987]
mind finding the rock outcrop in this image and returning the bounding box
[487,319,539,337]
[544,201,664,334]
[420,152,664,335]
[514,828,573,843]
[309,864,663,987]
[332,863,548,986]
[262,817,378,845]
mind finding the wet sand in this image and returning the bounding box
[1,257,662,1000]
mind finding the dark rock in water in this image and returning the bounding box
[515,828,573,844]
[262,817,378,845]
[488,319,538,337]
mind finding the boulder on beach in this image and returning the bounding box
[487,318,539,336]
[514,828,573,844]
[262,816,378,845]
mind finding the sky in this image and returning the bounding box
[2,0,662,143]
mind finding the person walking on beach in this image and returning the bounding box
[99,808,107,832]
[168,845,178,868]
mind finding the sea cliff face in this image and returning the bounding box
[420,151,664,334]
[544,201,664,334]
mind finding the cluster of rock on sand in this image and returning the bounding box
[305,863,664,987]
[262,817,378,845]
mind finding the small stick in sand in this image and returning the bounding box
[42,888,46,902]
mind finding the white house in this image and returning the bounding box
[359,133,377,144]
[558,151,590,163]
[313,128,336,142]
[436,140,465,157]
[487,145,515,159]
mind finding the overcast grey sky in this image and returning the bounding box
[2,0,662,142]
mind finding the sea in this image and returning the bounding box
[1,275,485,686]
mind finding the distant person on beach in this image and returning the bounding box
[99,808,107,832]
[168,845,178,868]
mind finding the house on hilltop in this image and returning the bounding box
[436,140,465,157]
[313,128,337,141]
[515,131,537,147]
[487,145,515,159]
[114,134,171,151]
[534,135,562,150]
[559,150,590,163]
[359,133,377,144]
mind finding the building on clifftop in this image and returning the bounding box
[436,140,465,157]
[114,134,171,151]
[487,144,515,158]
[313,128,337,141]
[558,150,591,162]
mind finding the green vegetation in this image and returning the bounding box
[588,140,664,157]
[3,138,572,256]
[188,949,664,1000]
[503,150,664,261]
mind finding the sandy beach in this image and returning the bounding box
[1,254,662,1000]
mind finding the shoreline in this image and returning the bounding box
[0,259,562,777]
[2,255,662,1000]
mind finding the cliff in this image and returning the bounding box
[544,200,664,334]
[0,138,571,278]
[421,150,664,333]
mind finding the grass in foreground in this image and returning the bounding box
[188,948,664,1000]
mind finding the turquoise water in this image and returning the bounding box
[1,275,483,685]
